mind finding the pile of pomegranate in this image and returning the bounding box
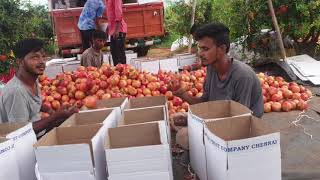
[258,72,311,113]
[39,64,312,117]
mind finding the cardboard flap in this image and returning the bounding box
[205,115,276,141]
[206,116,251,141]
[250,116,276,137]
[81,97,127,111]
[230,101,252,116]
[0,137,9,143]
[106,123,161,149]
[128,96,167,109]
[0,122,29,135]
[190,100,250,119]
[35,124,102,147]
[35,128,58,147]
[62,109,113,127]
[122,106,165,125]
[57,124,102,145]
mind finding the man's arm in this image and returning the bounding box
[33,105,78,134]
[176,91,204,105]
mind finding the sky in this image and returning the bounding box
[29,0,47,6]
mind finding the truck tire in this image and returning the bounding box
[135,46,150,57]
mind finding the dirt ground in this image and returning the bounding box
[171,87,320,180]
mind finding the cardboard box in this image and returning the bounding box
[134,59,160,74]
[61,108,116,128]
[204,115,281,180]
[80,97,128,122]
[0,122,37,180]
[37,171,95,180]
[109,171,170,180]
[175,53,197,68]
[105,122,173,180]
[0,138,20,180]
[159,58,179,72]
[34,124,107,180]
[188,100,251,180]
[126,53,138,65]
[119,106,166,126]
[126,95,167,109]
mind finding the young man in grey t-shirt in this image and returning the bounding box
[173,23,263,118]
[0,39,78,135]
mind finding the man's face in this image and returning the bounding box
[198,36,224,66]
[21,49,46,76]
[93,38,105,50]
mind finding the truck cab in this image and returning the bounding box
[48,0,165,57]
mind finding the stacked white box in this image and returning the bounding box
[175,53,197,68]
[188,100,251,180]
[0,138,20,180]
[204,115,281,180]
[0,122,37,180]
[34,124,109,180]
[105,122,173,180]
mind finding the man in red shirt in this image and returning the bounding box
[107,0,127,65]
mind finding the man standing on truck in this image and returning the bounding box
[107,0,127,65]
[78,0,105,50]
[0,39,78,136]
[81,30,106,67]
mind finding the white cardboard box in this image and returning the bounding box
[80,97,128,122]
[135,59,160,74]
[188,100,251,180]
[37,171,95,180]
[61,108,117,128]
[126,53,138,65]
[125,95,167,109]
[34,124,107,180]
[0,122,37,180]
[109,171,170,180]
[121,105,171,144]
[159,58,179,72]
[204,115,281,180]
[0,138,20,180]
[105,122,173,180]
[175,53,197,67]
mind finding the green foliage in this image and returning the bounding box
[163,0,320,58]
[0,0,53,54]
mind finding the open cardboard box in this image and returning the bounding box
[105,122,173,180]
[119,106,166,126]
[0,138,20,180]
[125,96,167,109]
[34,124,107,180]
[80,97,128,122]
[204,115,281,180]
[0,122,37,180]
[188,100,251,180]
[61,109,116,128]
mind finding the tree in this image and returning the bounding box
[0,0,53,54]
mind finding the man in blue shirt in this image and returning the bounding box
[78,0,105,50]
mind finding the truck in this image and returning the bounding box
[48,0,165,57]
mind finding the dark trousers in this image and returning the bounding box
[80,29,95,50]
[110,33,126,65]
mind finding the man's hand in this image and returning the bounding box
[171,112,188,127]
[54,104,79,120]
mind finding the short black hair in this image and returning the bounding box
[190,24,198,34]
[194,22,230,53]
[92,30,107,40]
[13,38,44,59]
